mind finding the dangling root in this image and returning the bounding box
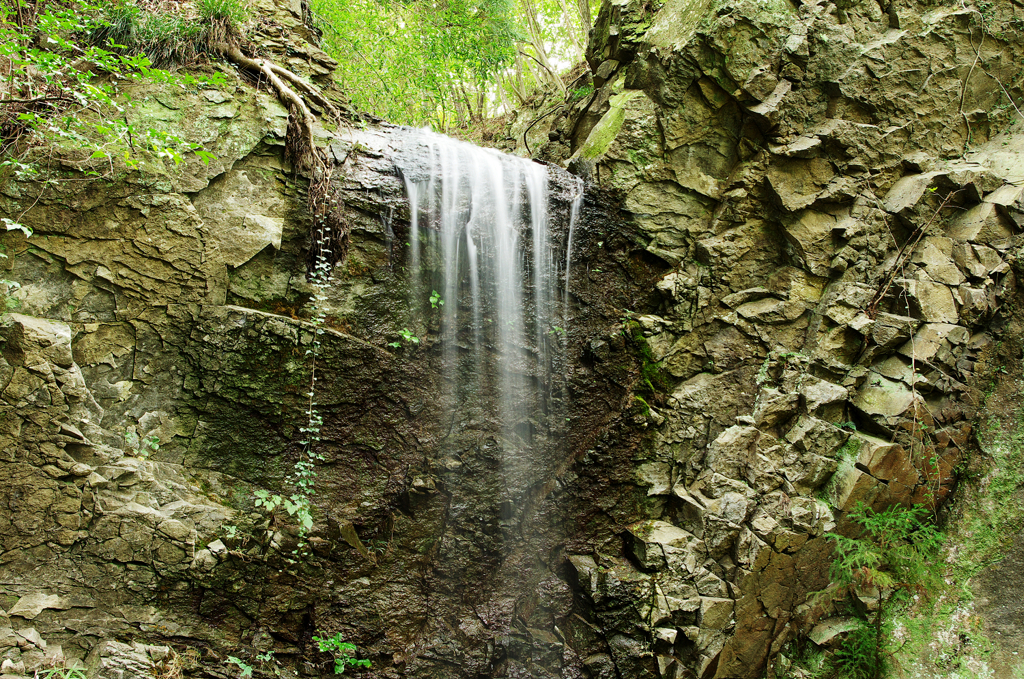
[211,39,349,275]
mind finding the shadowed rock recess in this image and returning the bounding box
[1,0,1024,678]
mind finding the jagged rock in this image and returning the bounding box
[638,462,674,496]
[14,629,43,651]
[784,417,848,456]
[781,209,848,277]
[787,497,835,537]
[911,236,966,286]
[735,297,807,324]
[698,597,734,631]
[780,448,839,494]
[948,202,1014,243]
[721,288,774,309]
[882,172,944,214]
[2,314,74,369]
[97,641,170,679]
[705,427,759,482]
[870,313,920,351]
[626,521,705,572]
[799,378,848,421]
[853,372,917,423]
[753,389,801,428]
[895,279,959,323]
[7,595,69,621]
[897,322,969,363]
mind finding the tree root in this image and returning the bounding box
[211,40,348,273]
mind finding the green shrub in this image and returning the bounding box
[823,503,943,679]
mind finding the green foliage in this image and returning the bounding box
[93,2,208,66]
[824,503,943,679]
[307,0,518,129]
[834,620,887,679]
[227,656,253,679]
[828,503,943,592]
[36,668,88,679]
[123,429,160,458]
[1,0,227,185]
[388,328,419,348]
[197,0,251,27]
[429,289,444,309]
[953,416,1024,578]
[307,0,597,130]
[253,489,314,532]
[313,632,371,674]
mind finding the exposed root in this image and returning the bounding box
[211,40,324,170]
[211,38,349,275]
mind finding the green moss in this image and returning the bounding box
[622,320,671,396]
[576,89,647,161]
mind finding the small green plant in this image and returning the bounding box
[388,328,419,348]
[253,489,313,532]
[227,657,253,679]
[429,290,444,308]
[255,651,280,676]
[142,435,160,455]
[36,668,88,679]
[313,632,371,674]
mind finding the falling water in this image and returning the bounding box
[563,179,584,321]
[396,129,578,499]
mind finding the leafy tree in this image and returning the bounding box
[824,502,943,679]
[306,0,598,131]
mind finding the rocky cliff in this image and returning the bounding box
[1,0,1024,678]
[502,0,1024,675]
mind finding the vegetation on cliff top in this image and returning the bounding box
[307,0,597,131]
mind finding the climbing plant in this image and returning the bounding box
[252,214,338,550]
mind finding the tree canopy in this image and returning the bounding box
[308,0,596,131]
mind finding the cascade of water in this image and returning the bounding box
[396,129,572,497]
[562,178,584,322]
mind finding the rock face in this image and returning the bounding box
[1,0,1023,678]
[496,0,1024,676]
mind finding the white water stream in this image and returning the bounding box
[398,130,582,484]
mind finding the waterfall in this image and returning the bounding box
[396,130,579,503]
